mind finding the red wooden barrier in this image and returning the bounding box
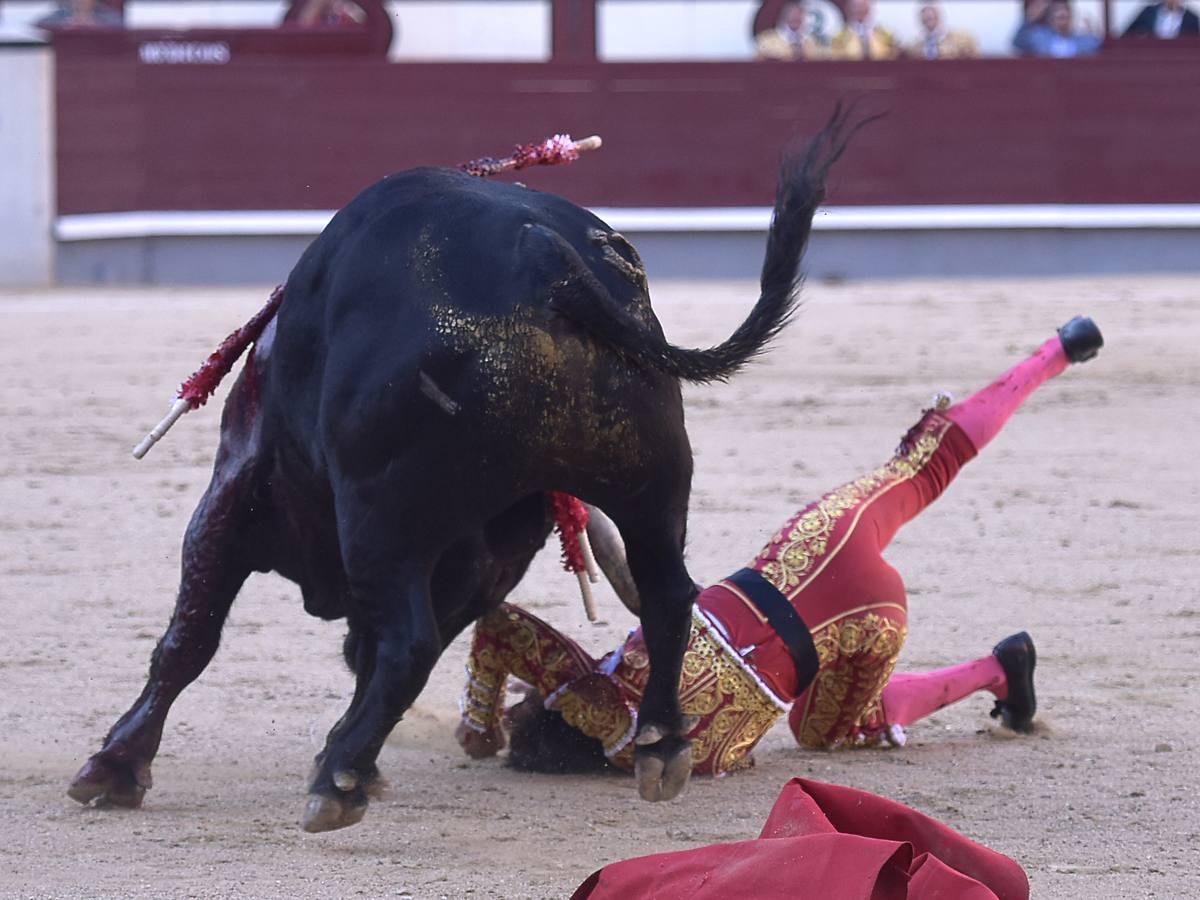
[54,44,1200,216]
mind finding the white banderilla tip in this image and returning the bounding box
[577,530,601,584]
[132,397,191,460]
[575,135,603,153]
[576,570,599,623]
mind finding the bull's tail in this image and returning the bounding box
[543,104,879,384]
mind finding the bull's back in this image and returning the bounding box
[315,168,631,312]
[265,166,673,493]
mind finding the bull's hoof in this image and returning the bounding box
[308,760,388,798]
[363,771,390,800]
[633,729,692,802]
[301,791,368,833]
[67,754,151,809]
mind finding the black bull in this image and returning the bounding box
[68,111,863,832]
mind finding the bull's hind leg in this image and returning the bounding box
[67,467,255,808]
[607,501,699,802]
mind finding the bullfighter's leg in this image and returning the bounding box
[863,316,1104,554]
[606,503,698,802]
[879,631,1038,736]
[67,469,255,808]
[942,316,1102,456]
[785,319,1102,748]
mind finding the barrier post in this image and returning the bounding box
[0,37,55,286]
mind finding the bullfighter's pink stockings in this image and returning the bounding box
[877,324,1101,733]
[880,656,1008,728]
[943,334,1069,453]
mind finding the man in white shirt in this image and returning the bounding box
[1123,0,1200,38]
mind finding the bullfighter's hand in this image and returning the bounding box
[455,720,507,759]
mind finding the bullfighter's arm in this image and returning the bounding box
[457,602,607,759]
[459,616,510,735]
[456,615,510,759]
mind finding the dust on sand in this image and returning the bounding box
[1,278,1196,899]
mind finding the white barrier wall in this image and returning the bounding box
[0,1,1155,61]
[0,40,54,286]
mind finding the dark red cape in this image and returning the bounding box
[571,778,1029,900]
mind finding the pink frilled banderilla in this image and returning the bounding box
[132,285,284,459]
[176,284,285,410]
[551,492,603,622]
[459,133,603,178]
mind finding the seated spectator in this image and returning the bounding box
[906,2,979,59]
[830,0,898,60]
[755,0,831,60]
[283,0,366,27]
[1123,0,1200,37]
[36,0,123,29]
[1013,0,1103,57]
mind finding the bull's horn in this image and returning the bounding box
[584,505,641,616]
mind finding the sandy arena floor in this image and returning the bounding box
[1,277,1197,899]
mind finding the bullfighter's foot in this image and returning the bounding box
[1058,316,1103,364]
[990,631,1037,734]
[67,753,152,808]
[302,788,368,833]
[633,726,691,802]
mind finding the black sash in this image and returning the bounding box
[725,568,820,693]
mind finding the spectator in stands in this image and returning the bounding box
[755,1,831,60]
[906,3,979,59]
[1123,0,1200,37]
[1013,0,1103,57]
[283,0,366,27]
[36,0,122,29]
[831,0,898,60]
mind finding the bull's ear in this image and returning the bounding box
[585,504,641,616]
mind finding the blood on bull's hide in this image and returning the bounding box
[68,107,872,832]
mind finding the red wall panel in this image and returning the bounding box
[54,46,1200,215]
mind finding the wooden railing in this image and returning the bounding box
[14,0,1199,215]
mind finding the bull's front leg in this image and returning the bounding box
[303,551,441,833]
[616,512,699,802]
[67,471,254,809]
